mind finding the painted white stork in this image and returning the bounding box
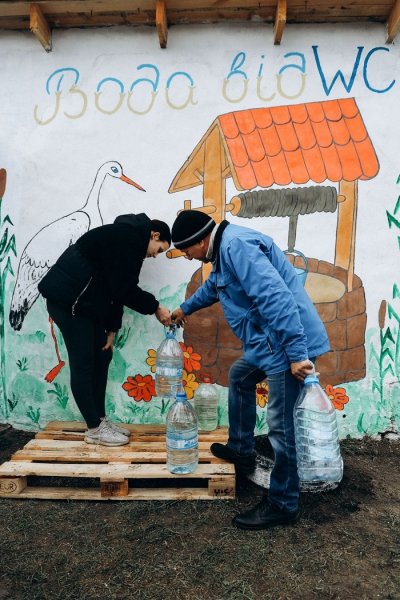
[9,161,145,380]
[10,160,144,331]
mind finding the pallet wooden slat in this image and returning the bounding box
[0,486,233,501]
[43,420,228,434]
[0,421,235,501]
[11,449,223,463]
[17,438,224,449]
[0,460,234,478]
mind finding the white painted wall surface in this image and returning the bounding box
[0,23,399,436]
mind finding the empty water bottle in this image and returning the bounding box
[166,390,198,474]
[294,370,343,491]
[155,325,183,398]
[194,374,219,431]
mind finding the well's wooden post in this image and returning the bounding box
[201,126,226,281]
[334,180,358,292]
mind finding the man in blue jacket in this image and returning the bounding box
[171,210,330,530]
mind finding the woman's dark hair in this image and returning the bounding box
[150,219,171,245]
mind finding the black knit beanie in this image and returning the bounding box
[172,210,216,249]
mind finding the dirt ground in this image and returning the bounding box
[0,427,399,600]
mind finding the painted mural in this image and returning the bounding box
[167,97,378,390]
[9,160,145,382]
[0,24,399,438]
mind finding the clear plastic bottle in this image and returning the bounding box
[166,390,198,474]
[194,374,219,431]
[155,325,183,398]
[294,372,343,491]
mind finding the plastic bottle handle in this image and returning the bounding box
[304,361,319,385]
[164,324,177,338]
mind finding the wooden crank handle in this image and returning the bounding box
[225,196,241,216]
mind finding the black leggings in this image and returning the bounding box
[47,300,113,429]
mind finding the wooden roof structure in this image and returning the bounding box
[169,98,380,192]
[169,98,379,193]
[0,0,399,52]
[167,98,379,290]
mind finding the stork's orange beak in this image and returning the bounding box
[120,174,146,192]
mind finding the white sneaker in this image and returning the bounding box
[103,417,130,437]
[84,419,129,446]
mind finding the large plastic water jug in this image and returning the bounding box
[294,371,343,491]
[166,390,198,474]
[194,374,219,431]
[155,325,183,398]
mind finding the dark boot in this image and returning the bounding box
[233,497,299,530]
[210,443,256,473]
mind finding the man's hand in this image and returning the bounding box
[155,305,171,326]
[171,307,186,326]
[290,359,315,381]
[102,331,116,351]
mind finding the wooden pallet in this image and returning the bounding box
[0,421,235,501]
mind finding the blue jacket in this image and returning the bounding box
[181,223,330,374]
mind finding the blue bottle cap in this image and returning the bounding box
[304,374,319,385]
[176,391,187,401]
[165,324,177,338]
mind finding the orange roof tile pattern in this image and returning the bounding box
[217,98,379,190]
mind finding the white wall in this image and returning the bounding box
[0,23,399,435]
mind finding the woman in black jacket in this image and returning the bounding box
[38,213,171,446]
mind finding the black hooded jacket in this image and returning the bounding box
[38,213,159,331]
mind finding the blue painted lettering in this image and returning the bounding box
[363,47,395,93]
[312,45,363,95]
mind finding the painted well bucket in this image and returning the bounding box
[284,249,308,286]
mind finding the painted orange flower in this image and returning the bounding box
[325,384,349,411]
[256,381,269,408]
[122,374,156,402]
[179,342,201,373]
[182,369,199,400]
[146,348,157,373]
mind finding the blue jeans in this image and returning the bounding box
[227,357,303,512]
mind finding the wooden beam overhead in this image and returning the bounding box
[156,0,168,49]
[0,1,396,32]
[30,3,52,51]
[387,0,400,42]
[273,0,286,45]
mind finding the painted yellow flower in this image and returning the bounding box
[256,381,269,408]
[182,369,199,400]
[146,348,157,373]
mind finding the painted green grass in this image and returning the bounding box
[3,177,400,437]
[0,169,17,420]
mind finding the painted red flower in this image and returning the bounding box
[122,374,156,402]
[325,384,349,411]
[179,342,201,373]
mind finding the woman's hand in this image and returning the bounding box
[155,305,171,326]
[102,331,116,351]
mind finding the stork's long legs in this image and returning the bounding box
[44,316,65,382]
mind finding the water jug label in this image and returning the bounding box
[156,366,183,378]
[167,433,198,450]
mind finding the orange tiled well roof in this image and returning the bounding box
[218,98,380,190]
